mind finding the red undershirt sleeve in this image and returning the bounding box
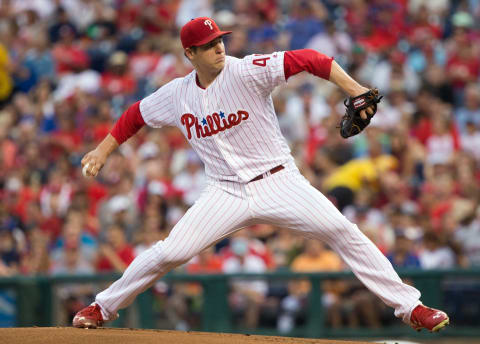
[284,49,333,81]
[110,101,146,145]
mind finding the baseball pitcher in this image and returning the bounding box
[73,17,449,333]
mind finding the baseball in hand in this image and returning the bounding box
[82,163,91,177]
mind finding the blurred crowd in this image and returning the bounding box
[1,0,480,331]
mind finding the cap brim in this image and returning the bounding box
[192,31,232,47]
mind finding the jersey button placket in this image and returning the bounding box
[207,83,246,181]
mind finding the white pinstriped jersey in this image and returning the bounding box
[139,52,294,183]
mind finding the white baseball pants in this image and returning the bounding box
[95,164,420,323]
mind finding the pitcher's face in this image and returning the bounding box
[186,37,226,73]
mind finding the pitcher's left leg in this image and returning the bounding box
[249,172,420,322]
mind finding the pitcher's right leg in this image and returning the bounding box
[73,184,251,327]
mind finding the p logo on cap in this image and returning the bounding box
[180,17,232,49]
[204,19,213,30]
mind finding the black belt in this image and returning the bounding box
[250,165,285,182]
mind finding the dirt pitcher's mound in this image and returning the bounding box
[0,327,373,344]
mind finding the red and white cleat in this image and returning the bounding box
[410,304,449,332]
[72,304,104,329]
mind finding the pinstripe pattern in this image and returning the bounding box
[96,169,420,322]
[140,79,178,128]
[246,170,421,322]
[94,52,421,325]
[96,185,251,319]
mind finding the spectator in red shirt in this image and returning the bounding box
[49,101,83,156]
[129,38,161,80]
[96,225,135,273]
[407,5,442,45]
[90,101,114,144]
[141,0,177,34]
[115,1,142,33]
[357,2,404,53]
[411,94,460,148]
[186,247,223,274]
[52,26,89,75]
[447,43,480,90]
[101,51,136,96]
[446,26,480,106]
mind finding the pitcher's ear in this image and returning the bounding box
[185,46,197,60]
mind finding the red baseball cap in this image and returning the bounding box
[180,17,232,49]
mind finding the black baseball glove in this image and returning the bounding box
[339,88,383,138]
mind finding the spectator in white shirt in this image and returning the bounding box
[460,121,480,162]
[419,232,456,269]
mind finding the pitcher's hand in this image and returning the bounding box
[81,148,108,177]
